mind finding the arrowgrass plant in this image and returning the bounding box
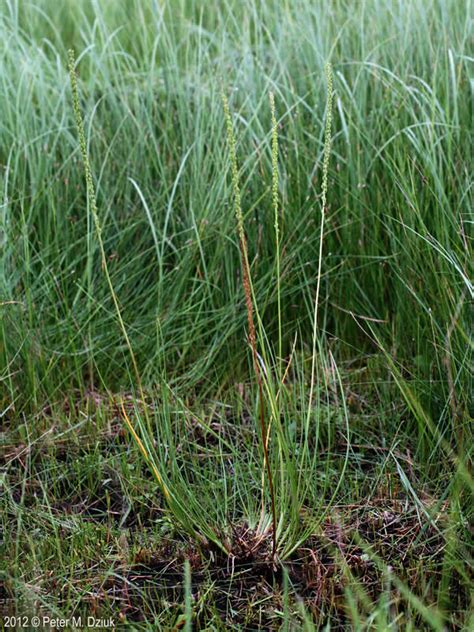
[222,89,278,558]
[68,48,170,503]
[220,64,341,563]
[68,48,230,553]
[269,91,282,379]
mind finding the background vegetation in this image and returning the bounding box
[1,0,472,629]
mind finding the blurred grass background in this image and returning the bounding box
[1,0,471,421]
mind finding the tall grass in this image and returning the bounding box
[1,1,470,443]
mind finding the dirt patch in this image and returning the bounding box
[67,496,465,629]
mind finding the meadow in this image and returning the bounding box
[1,0,472,629]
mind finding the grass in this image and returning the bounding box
[1,0,472,629]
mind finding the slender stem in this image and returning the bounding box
[270,92,282,381]
[306,63,334,428]
[68,50,157,454]
[222,91,278,557]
